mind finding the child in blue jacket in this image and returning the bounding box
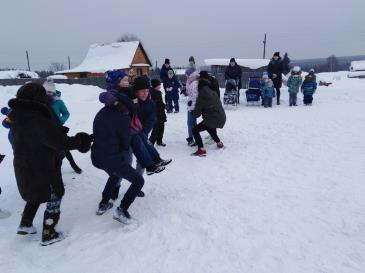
[164,70,181,113]
[301,70,317,105]
[261,74,275,108]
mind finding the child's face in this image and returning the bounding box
[119,76,129,88]
[168,73,174,79]
[137,89,149,101]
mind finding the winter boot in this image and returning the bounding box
[155,157,172,167]
[217,142,224,149]
[17,225,37,235]
[96,201,113,215]
[146,164,165,176]
[157,142,166,147]
[113,206,132,224]
[41,211,64,246]
[191,148,207,157]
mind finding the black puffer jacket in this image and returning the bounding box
[150,88,167,122]
[9,98,87,203]
[193,79,226,129]
[267,58,284,88]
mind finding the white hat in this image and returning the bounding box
[292,66,301,73]
[43,79,56,93]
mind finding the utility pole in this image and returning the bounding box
[262,33,267,59]
[68,56,71,69]
[26,50,30,71]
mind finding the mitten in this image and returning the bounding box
[75,132,92,153]
[187,101,192,107]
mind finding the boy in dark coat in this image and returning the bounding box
[164,70,181,113]
[267,52,284,105]
[91,94,145,223]
[149,79,167,146]
[192,79,226,157]
[301,70,317,105]
[9,82,91,245]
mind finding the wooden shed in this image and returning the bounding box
[56,41,152,79]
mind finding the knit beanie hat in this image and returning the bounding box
[164,58,170,65]
[106,69,126,85]
[133,76,150,91]
[151,79,161,89]
[230,58,236,63]
[167,69,174,76]
[273,52,280,57]
[17,82,48,104]
[43,79,56,93]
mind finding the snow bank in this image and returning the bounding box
[205,59,270,69]
[0,70,39,79]
[47,75,68,80]
[1,74,365,273]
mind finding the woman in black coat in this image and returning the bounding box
[9,82,91,245]
[149,79,167,146]
[267,52,284,105]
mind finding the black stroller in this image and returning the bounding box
[223,79,239,106]
[245,77,263,105]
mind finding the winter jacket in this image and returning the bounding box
[49,94,70,125]
[2,117,14,148]
[261,86,275,98]
[160,65,173,85]
[287,75,303,94]
[137,97,156,136]
[99,88,135,113]
[193,80,226,129]
[225,64,242,81]
[185,64,196,77]
[91,106,131,173]
[186,71,199,111]
[301,75,317,95]
[164,76,181,94]
[209,76,221,98]
[8,98,86,203]
[268,58,284,88]
[150,88,167,122]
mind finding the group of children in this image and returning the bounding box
[260,68,318,108]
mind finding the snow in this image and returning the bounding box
[348,71,365,78]
[57,41,150,74]
[0,70,39,79]
[47,75,68,80]
[349,60,365,71]
[205,59,270,69]
[1,73,365,273]
[175,68,186,75]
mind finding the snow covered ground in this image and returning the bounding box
[0,72,365,273]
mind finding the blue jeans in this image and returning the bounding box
[187,111,197,139]
[131,133,159,168]
[289,93,297,106]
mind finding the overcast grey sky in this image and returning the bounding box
[0,0,364,70]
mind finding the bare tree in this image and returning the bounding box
[49,62,65,72]
[116,33,141,43]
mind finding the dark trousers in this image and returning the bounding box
[149,121,165,145]
[289,93,298,106]
[264,97,272,107]
[166,92,179,112]
[20,190,61,229]
[275,87,281,104]
[65,150,81,171]
[106,164,144,210]
[303,95,313,105]
[192,122,221,148]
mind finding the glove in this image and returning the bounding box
[75,132,92,153]
[187,101,192,107]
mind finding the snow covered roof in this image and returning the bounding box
[349,61,365,72]
[57,41,150,74]
[0,70,39,79]
[205,59,270,69]
[348,71,365,78]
